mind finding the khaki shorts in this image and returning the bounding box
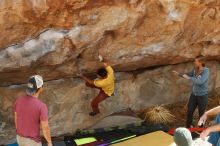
[17,135,42,146]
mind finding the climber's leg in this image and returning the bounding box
[90,89,109,116]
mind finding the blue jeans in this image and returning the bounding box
[208,114,220,146]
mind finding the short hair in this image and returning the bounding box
[26,87,41,96]
[97,68,107,78]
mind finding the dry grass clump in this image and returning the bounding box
[144,105,175,124]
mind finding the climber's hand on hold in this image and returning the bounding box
[98,54,109,67]
[77,72,94,85]
[98,54,103,62]
[98,49,105,62]
[98,50,110,67]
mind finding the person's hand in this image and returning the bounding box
[198,113,207,126]
[182,74,190,80]
[98,54,103,62]
[98,49,105,62]
[200,128,210,140]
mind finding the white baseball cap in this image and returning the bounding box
[26,75,43,94]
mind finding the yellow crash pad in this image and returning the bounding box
[112,131,174,146]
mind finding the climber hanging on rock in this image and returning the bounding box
[77,53,115,116]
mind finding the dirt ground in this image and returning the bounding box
[138,94,220,128]
[165,95,220,128]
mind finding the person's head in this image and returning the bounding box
[26,75,44,97]
[174,127,193,146]
[97,67,108,79]
[194,55,206,68]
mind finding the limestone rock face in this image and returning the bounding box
[1,61,220,144]
[0,0,219,85]
[0,0,220,145]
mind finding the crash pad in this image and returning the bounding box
[6,143,18,146]
[74,137,97,145]
[168,127,206,135]
[90,108,143,130]
[112,131,173,146]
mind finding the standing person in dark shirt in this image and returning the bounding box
[14,75,53,146]
[173,56,209,128]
